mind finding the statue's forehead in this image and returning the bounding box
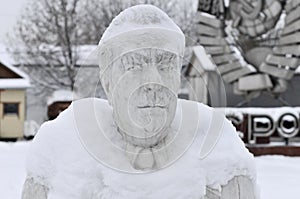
[122,48,177,56]
[120,48,178,63]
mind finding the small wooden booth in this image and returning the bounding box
[47,90,73,120]
[0,60,30,139]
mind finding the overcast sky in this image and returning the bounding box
[0,0,203,44]
[0,0,28,43]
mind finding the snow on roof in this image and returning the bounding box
[47,90,75,105]
[0,79,31,89]
[0,43,30,89]
[0,59,30,80]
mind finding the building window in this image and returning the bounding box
[3,103,19,116]
[178,93,189,100]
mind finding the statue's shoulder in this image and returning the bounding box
[71,97,110,112]
[26,98,107,197]
[177,99,246,157]
[34,98,109,138]
[178,100,257,197]
[26,98,108,182]
[178,99,244,146]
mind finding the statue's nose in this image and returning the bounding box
[143,84,158,105]
[143,84,157,92]
[143,65,163,84]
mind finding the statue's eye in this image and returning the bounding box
[125,65,142,71]
[158,64,173,72]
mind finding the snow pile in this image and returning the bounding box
[24,98,256,198]
[98,154,206,198]
[0,141,31,199]
[1,140,299,198]
[0,79,31,89]
[256,156,300,199]
[47,90,75,106]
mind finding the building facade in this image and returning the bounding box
[0,60,30,138]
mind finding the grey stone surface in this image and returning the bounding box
[212,53,239,65]
[273,45,300,56]
[285,5,300,25]
[225,75,300,106]
[238,74,273,91]
[199,36,228,46]
[285,0,300,12]
[218,61,242,74]
[205,46,233,55]
[204,176,256,199]
[282,20,300,36]
[260,63,295,80]
[221,176,256,199]
[222,65,255,83]
[22,178,48,199]
[272,78,288,93]
[278,32,300,46]
[266,54,299,69]
[196,12,224,28]
[196,24,224,37]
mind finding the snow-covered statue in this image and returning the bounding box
[22,5,258,199]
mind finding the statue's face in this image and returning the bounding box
[108,48,181,147]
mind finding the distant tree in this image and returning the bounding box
[8,0,197,98]
[76,0,126,44]
[77,0,198,44]
[10,0,90,94]
[130,0,198,39]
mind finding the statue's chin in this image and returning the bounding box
[113,106,175,148]
[119,128,170,148]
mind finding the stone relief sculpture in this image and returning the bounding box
[197,0,300,104]
[22,5,258,199]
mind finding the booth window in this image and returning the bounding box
[3,103,19,116]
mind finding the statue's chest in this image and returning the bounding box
[97,152,206,199]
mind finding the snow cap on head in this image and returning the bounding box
[98,4,185,75]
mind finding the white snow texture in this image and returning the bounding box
[25,98,257,199]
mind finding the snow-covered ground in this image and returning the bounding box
[0,141,299,199]
[255,155,300,198]
[0,141,30,199]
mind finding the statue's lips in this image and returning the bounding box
[137,105,166,109]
